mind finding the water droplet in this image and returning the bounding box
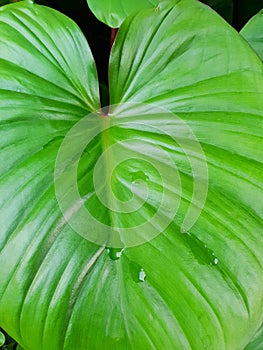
[139,268,146,282]
[182,233,217,265]
[115,249,124,258]
[107,247,124,260]
[213,257,219,265]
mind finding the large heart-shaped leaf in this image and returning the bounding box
[87,0,159,28]
[0,1,263,349]
[241,9,263,61]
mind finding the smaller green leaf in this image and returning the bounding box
[0,330,5,346]
[244,323,263,350]
[87,0,159,27]
[241,9,263,60]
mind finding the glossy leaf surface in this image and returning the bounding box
[244,323,263,350]
[241,9,263,61]
[87,0,159,27]
[0,1,263,349]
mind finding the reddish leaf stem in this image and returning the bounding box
[110,28,118,49]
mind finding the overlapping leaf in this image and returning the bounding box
[241,9,263,61]
[0,331,5,347]
[0,1,263,349]
[87,0,159,27]
[244,323,263,350]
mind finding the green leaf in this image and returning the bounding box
[244,323,263,350]
[241,9,263,61]
[87,0,159,28]
[0,0,263,349]
[0,331,5,346]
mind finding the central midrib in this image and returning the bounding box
[100,115,123,250]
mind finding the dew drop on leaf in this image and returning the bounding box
[106,247,124,260]
[213,257,219,265]
[139,268,146,282]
